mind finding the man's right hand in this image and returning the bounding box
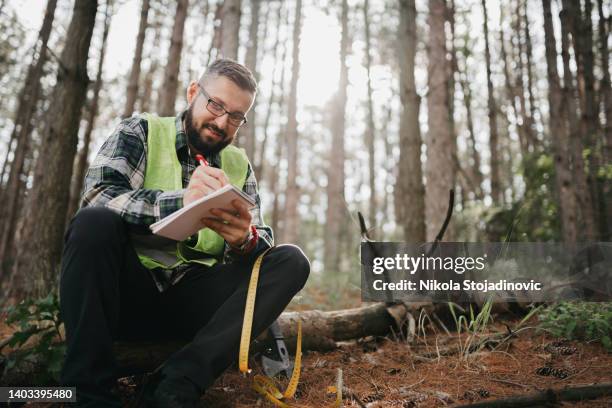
[183,165,230,206]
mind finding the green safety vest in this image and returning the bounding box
[136,114,250,270]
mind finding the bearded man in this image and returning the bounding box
[59,59,309,407]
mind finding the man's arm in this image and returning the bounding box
[81,117,184,229]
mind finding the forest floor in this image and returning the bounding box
[1,285,611,407]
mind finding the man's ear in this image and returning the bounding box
[186,81,198,105]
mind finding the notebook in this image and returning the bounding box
[150,184,256,241]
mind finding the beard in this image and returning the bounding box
[184,104,232,156]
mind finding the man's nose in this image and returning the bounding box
[213,113,229,129]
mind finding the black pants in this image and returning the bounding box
[59,207,309,400]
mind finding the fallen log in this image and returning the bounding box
[454,383,612,408]
[1,302,424,385]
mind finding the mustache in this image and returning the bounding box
[203,124,226,139]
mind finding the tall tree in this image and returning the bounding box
[324,0,348,273]
[425,0,455,240]
[158,0,189,116]
[0,0,57,275]
[559,2,598,241]
[396,0,425,242]
[16,0,98,297]
[598,0,611,164]
[363,0,376,227]
[481,0,501,205]
[67,1,113,221]
[283,0,303,244]
[122,0,150,118]
[242,0,260,160]
[219,0,241,60]
[542,0,578,243]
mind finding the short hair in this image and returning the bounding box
[201,59,257,94]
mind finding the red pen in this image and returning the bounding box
[195,154,208,167]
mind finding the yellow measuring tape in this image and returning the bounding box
[238,248,343,407]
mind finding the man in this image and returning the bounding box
[59,59,310,407]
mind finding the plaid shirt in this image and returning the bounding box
[81,111,274,291]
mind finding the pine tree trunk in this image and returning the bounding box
[598,0,612,166]
[481,0,501,206]
[542,0,578,243]
[67,1,113,222]
[122,0,150,118]
[363,0,376,227]
[283,0,302,244]
[242,0,260,159]
[396,0,425,242]
[324,0,348,273]
[158,0,189,117]
[219,0,241,60]
[522,0,539,146]
[139,13,162,114]
[425,0,455,241]
[14,0,98,298]
[559,0,598,241]
[0,0,57,276]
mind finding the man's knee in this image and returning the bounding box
[65,207,126,250]
[273,244,310,292]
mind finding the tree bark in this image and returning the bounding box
[363,0,376,228]
[0,0,58,277]
[14,0,98,298]
[157,0,189,117]
[559,0,598,241]
[242,0,260,159]
[481,0,501,206]
[425,0,455,241]
[598,0,611,166]
[139,12,162,114]
[67,1,113,222]
[522,0,539,146]
[396,0,425,242]
[542,0,578,243]
[122,0,150,119]
[219,0,241,60]
[324,0,348,273]
[282,0,302,244]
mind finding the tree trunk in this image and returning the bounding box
[564,0,604,240]
[425,0,455,241]
[242,0,260,159]
[0,0,57,277]
[559,0,598,241]
[481,0,501,206]
[396,0,425,242]
[14,0,98,299]
[139,12,162,114]
[542,0,578,244]
[522,0,539,146]
[122,0,150,119]
[282,0,303,244]
[323,0,348,273]
[158,0,189,117]
[219,0,241,60]
[363,0,376,228]
[598,0,611,166]
[67,1,113,222]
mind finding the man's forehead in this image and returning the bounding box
[202,76,254,113]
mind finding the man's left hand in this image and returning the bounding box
[202,199,252,247]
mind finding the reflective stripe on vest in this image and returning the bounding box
[136,113,249,270]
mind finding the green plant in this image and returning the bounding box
[537,302,612,351]
[1,292,65,383]
[448,298,494,359]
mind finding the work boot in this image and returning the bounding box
[141,368,202,408]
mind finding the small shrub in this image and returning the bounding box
[2,292,65,383]
[537,301,612,351]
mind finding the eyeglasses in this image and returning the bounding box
[197,83,247,127]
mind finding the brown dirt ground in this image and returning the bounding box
[3,313,611,407]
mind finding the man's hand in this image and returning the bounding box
[202,200,253,247]
[183,166,230,206]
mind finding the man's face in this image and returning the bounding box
[184,75,255,156]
